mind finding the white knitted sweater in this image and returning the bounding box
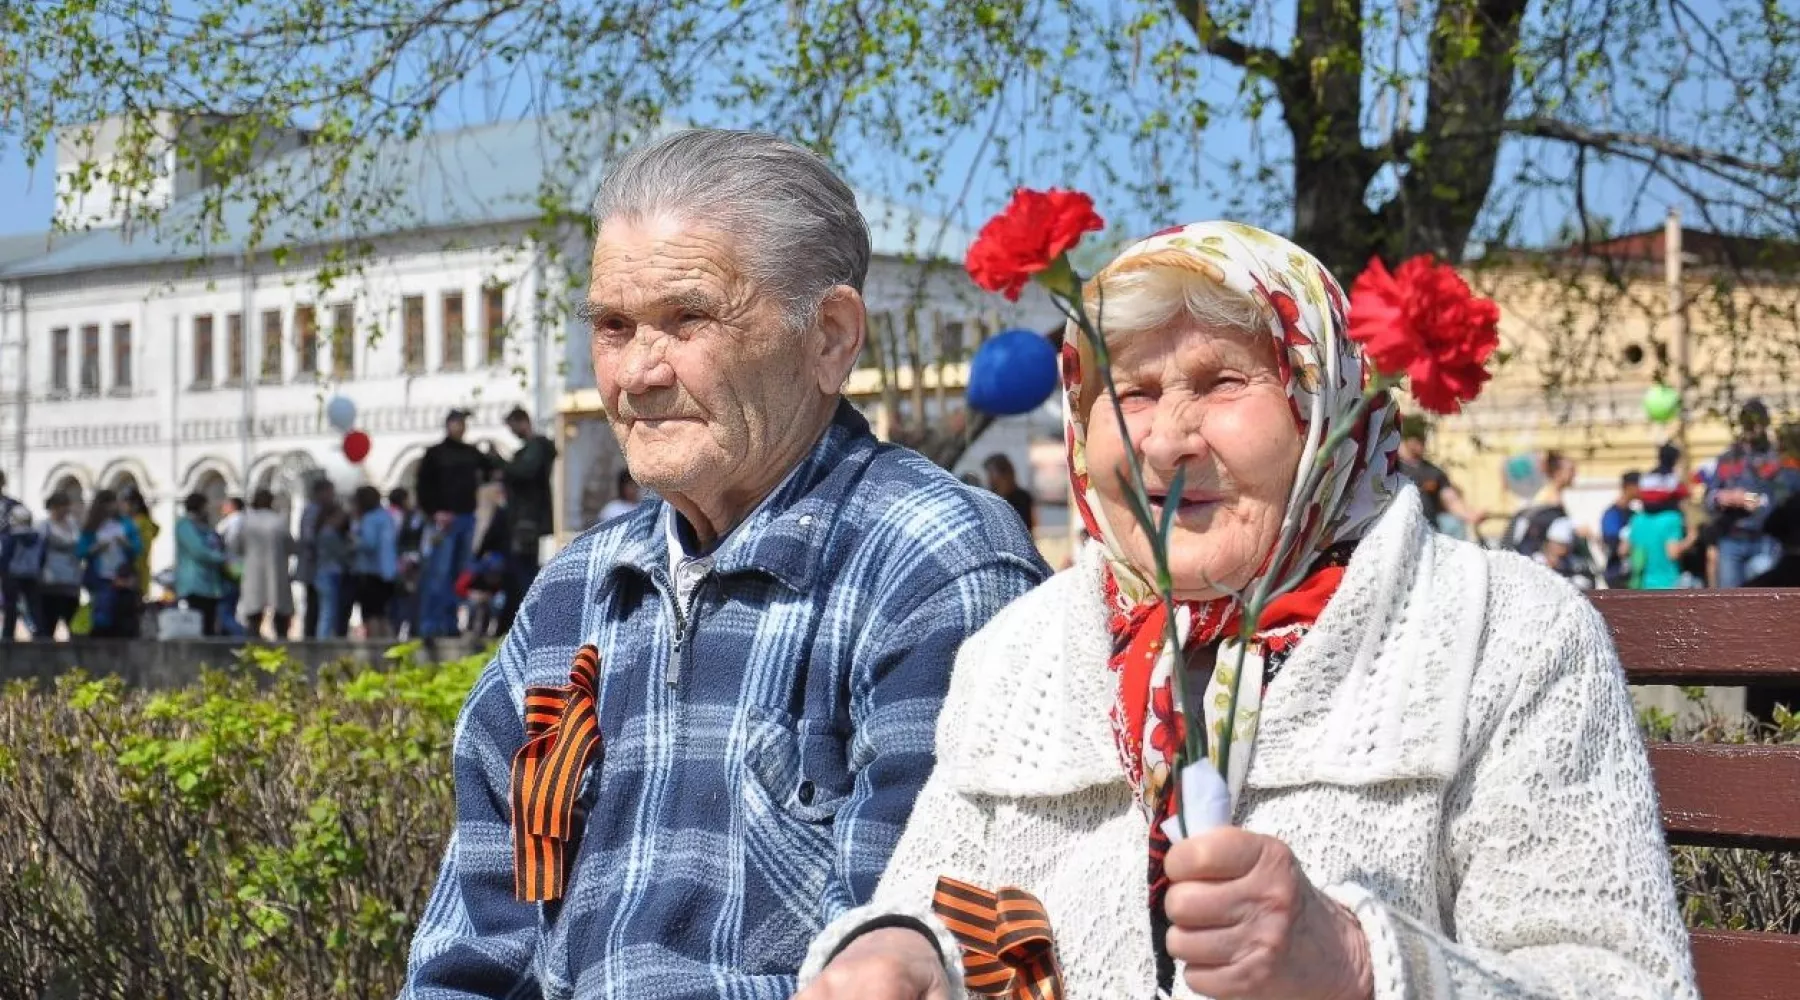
[800,488,1698,1000]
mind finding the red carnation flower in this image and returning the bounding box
[965,188,1105,301]
[1348,255,1500,415]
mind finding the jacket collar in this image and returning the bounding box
[607,400,877,593]
[948,485,1490,799]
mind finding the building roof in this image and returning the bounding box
[0,118,975,280]
[1563,226,1800,271]
[0,231,62,269]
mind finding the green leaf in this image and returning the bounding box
[1156,466,1186,553]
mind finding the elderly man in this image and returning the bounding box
[403,129,1048,998]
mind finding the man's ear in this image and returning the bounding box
[812,286,866,395]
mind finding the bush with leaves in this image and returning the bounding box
[0,641,1790,998]
[1642,695,1800,936]
[0,642,486,1000]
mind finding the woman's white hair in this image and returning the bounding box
[1084,249,1271,341]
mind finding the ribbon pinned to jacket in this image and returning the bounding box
[931,876,1065,1000]
[511,644,604,902]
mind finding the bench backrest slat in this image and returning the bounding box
[1591,590,1800,1000]
[1646,744,1800,851]
[1689,930,1800,1000]
[1595,590,1800,684]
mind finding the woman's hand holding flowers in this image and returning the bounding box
[1164,827,1373,1000]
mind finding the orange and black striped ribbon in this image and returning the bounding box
[511,644,604,902]
[931,875,1065,1000]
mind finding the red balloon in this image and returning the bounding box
[342,430,372,464]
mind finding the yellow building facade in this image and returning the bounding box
[1424,238,1798,537]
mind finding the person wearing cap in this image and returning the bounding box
[1534,516,1598,591]
[497,405,558,634]
[1705,398,1782,587]
[415,407,499,636]
[402,129,1047,1000]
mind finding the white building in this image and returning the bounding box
[0,117,1061,578]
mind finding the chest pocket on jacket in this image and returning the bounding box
[744,707,853,823]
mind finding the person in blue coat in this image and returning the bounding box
[173,492,229,636]
[351,485,399,638]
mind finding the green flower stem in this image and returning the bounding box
[1047,273,1207,769]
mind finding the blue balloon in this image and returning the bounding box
[967,329,1059,416]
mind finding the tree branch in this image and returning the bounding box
[1165,0,1294,86]
[1502,116,1797,179]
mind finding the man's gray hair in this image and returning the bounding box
[591,129,872,327]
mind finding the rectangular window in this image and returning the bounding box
[331,303,354,378]
[483,286,506,365]
[403,295,425,373]
[937,320,966,363]
[192,315,214,387]
[226,313,245,384]
[111,322,132,390]
[52,326,70,392]
[259,309,282,383]
[442,292,465,371]
[79,324,100,395]
[294,307,316,376]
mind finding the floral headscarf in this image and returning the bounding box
[1061,221,1403,903]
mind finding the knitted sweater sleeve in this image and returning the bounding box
[1320,598,1698,1000]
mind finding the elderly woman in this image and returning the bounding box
[797,223,1696,1000]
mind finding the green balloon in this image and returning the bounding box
[1643,384,1681,423]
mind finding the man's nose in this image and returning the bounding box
[616,329,677,392]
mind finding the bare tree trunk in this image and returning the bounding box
[873,312,901,437]
[1176,0,1532,277]
[904,308,926,438]
[932,311,949,428]
[870,312,899,440]
[1386,0,1531,264]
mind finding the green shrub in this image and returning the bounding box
[1644,695,1800,935]
[0,642,487,1000]
[0,648,1789,998]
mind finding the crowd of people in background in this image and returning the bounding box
[0,405,562,642]
[1400,399,1800,594]
[6,398,1796,642]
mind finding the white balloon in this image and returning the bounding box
[325,395,358,432]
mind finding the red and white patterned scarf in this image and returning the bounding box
[1060,221,1403,907]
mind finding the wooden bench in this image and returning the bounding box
[1593,589,1800,1000]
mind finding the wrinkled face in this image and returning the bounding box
[1085,320,1303,601]
[587,214,823,506]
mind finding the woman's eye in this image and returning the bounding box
[678,311,710,325]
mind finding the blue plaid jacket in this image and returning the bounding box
[404,403,1048,1000]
